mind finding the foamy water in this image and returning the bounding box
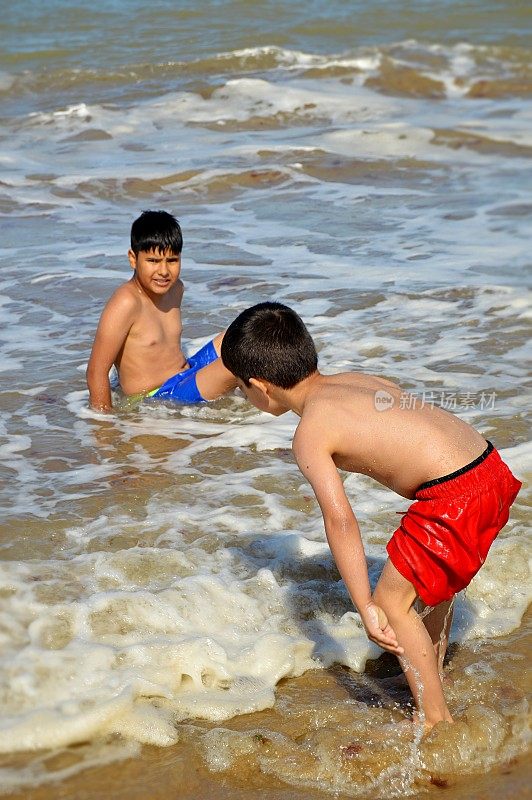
[0,1,530,796]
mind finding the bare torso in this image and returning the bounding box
[296,372,487,499]
[116,278,187,394]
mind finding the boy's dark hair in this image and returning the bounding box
[130,210,183,255]
[221,302,318,388]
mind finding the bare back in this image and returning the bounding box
[294,372,487,499]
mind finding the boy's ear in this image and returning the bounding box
[127,249,137,270]
[249,377,271,396]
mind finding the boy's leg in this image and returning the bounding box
[211,331,225,355]
[195,358,237,400]
[373,560,453,727]
[418,599,454,676]
[195,331,237,401]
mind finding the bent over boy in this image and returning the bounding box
[221,302,521,729]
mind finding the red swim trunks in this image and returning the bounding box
[386,442,521,607]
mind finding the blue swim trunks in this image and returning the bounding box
[147,339,218,404]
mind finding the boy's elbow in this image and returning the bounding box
[323,509,355,537]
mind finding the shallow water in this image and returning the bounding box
[1,611,531,799]
[0,0,530,796]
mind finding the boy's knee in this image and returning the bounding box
[212,331,226,353]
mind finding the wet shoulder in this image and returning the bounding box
[100,280,142,322]
[111,279,142,306]
[300,373,402,436]
[320,372,401,399]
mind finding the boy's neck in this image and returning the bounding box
[132,272,167,306]
[272,370,323,417]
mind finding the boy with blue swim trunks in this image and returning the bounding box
[87,210,236,411]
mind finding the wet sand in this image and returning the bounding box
[4,607,530,800]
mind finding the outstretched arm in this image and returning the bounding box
[293,432,403,655]
[86,291,137,411]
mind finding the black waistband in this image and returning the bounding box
[417,441,493,491]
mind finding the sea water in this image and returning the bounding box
[0,1,530,797]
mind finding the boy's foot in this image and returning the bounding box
[396,716,452,734]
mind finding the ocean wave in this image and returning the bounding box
[2,41,530,106]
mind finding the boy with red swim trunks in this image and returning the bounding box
[221,302,521,729]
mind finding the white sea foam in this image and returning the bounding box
[0,467,527,753]
[211,44,382,74]
[0,434,31,455]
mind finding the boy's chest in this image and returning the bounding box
[129,306,183,348]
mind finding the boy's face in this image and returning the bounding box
[128,247,181,295]
[237,378,288,416]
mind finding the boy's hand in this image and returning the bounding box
[362,602,404,656]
